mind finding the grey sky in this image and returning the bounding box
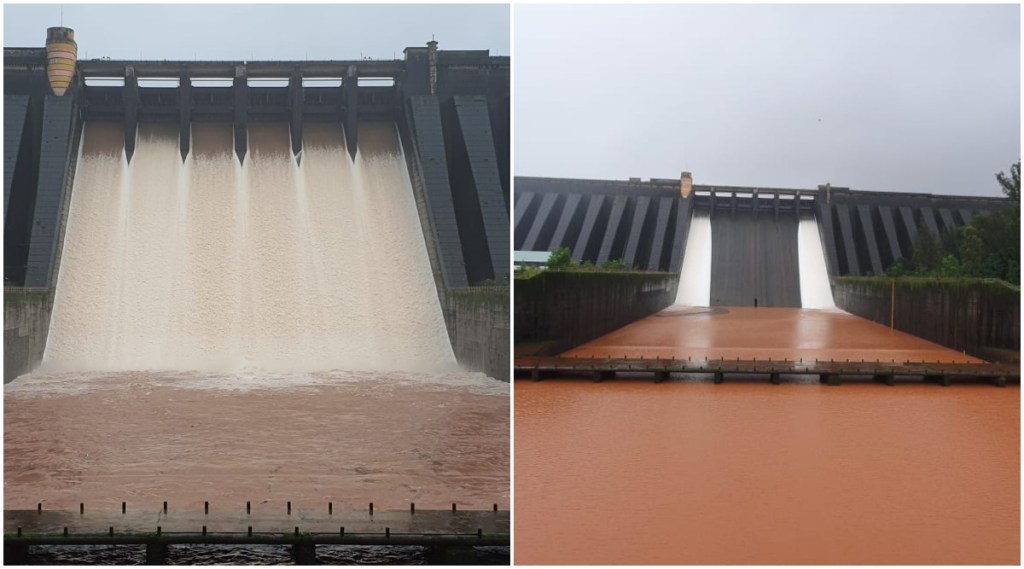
[515,4,1019,197]
[4,4,509,60]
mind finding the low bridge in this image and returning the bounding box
[5,504,509,565]
[515,355,1019,387]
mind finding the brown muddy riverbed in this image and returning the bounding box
[515,307,1018,564]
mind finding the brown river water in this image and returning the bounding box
[515,307,1019,564]
[5,371,509,514]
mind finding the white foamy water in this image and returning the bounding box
[42,122,456,374]
[6,368,507,398]
[674,212,712,306]
[797,216,836,309]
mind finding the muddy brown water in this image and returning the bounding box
[562,305,983,363]
[5,372,509,515]
[515,307,1019,564]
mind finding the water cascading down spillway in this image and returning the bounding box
[796,215,836,309]
[674,212,712,306]
[43,121,456,373]
[674,208,835,308]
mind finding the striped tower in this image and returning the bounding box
[46,26,77,96]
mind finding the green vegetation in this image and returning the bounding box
[835,275,1019,295]
[449,285,508,308]
[997,160,1020,202]
[547,246,573,268]
[470,277,508,286]
[885,161,1020,285]
[514,246,635,280]
[3,288,54,306]
[514,266,544,280]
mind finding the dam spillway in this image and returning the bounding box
[514,174,1017,363]
[5,41,511,381]
[797,216,836,309]
[44,121,454,373]
[675,210,833,309]
[708,210,801,307]
[674,212,711,306]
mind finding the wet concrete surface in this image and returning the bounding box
[563,306,984,364]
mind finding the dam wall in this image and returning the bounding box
[3,288,52,381]
[3,40,509,380]
[4,50,83,290]
[833,277,1020,361]
[514,177,692,272]
[814,186,1010,277]
[446,286,510,381]
[514,176,1012,278]
[515,271,678,356]
[398,46,510,378]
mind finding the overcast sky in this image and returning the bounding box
[3,4,509,60]
[516,4,1020,197]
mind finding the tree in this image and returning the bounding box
[938,254,961,277]
[547,247,573,268]
[885,257,911,277]
[996,160,1020,202]
[910,225,943,274]
[973,207,1020,283]
[954,161,1021,283]
[955,225,986,277]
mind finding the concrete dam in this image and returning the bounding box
[4,28,510,563]
[515,175,1010,305]
[514,174,1018,382]
[4,32,510,381]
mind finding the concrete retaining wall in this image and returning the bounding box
[401,94,510,382]
[833,277,1020,360]
[515,271,679,356]
[4,288,53,382]
[446,286,509,381]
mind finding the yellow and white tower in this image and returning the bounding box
[46,27,77,96]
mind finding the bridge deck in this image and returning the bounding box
[515,355,1018,386]
[4,507,508,564]
[4,506,507,538]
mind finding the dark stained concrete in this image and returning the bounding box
[710,212,801,307]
